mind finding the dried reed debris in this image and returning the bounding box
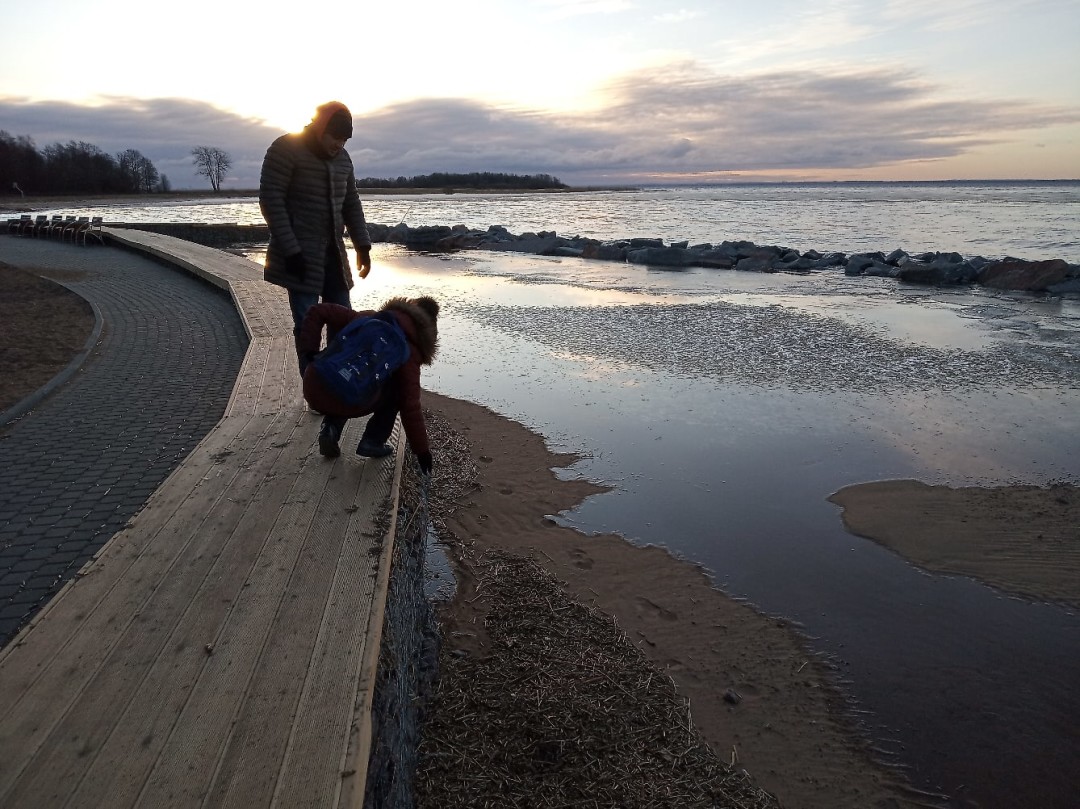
[414,544,777,808]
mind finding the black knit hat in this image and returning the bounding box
[325,109,353,139]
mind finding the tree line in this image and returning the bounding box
[0,130,171,196]
[356,171,567,190]
[1,132,234,196]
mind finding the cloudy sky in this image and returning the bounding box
[2,0,1078,189]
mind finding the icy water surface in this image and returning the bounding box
[243,244,1080,808]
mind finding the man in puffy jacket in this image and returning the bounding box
[259,100,373,344]
[297,296,438,475]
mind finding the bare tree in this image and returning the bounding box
[191,146,232,192]
[116,148,160,193]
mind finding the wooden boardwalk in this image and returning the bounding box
[0,230,403,808]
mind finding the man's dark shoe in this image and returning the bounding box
[318,422,341,458]
[356,439,393,458]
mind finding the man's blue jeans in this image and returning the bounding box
[289,242,354,336]
[289,247,353,378]
[288,287,351,337]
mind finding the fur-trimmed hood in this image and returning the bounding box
[382,297,438,365]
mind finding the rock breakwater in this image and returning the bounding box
[367,222,1080,294]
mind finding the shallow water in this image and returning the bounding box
[236,243,1080,808]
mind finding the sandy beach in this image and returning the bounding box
[4,242,1079,807]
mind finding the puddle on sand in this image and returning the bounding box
[424,524,456,603]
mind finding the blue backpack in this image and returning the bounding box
[311,313,410,407]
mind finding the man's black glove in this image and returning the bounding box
[285,252,307,279]
[416,451,433,476]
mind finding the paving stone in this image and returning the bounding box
[0,235,249,646]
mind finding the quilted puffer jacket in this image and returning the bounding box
[259,101,371,295]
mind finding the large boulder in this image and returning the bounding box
[814,252,847,268]
[864,261,901,278]
[978,258,1073,291]
[582,241,629,261]
[626,246,698,267]
[479,234,561,255]
[1048,278,1080,294]
[628,237,665,248]
[777,254,820,271]
[721,240,759,258]
[693,248,737,269]
[897,255,978,285]
[401,225,454,249]
[387,222,411,244]
[366,222,391,242]
[844,253,878,275]
[434,231,486,250]
[897,252,978,285]
[735,247,782,273]
[551,245,585,258]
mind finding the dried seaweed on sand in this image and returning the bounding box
[415,550,776,808]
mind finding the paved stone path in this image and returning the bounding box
[0,235,248,646]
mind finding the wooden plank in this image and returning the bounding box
[256,335,304,417]
[336,428,406,809]
[224,336,276,418]
[56,418,340,809]
[272,423,402,808]
[229,280,292,343]
[226,334,300,419]
[145,421,393,808]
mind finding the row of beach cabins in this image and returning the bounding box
[6,213,105,246]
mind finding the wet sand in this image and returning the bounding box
[829,479,1080,609]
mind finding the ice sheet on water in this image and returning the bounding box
[459,300,1080,394]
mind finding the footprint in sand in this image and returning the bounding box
[636,596,679,622]
[569,548,594,570]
